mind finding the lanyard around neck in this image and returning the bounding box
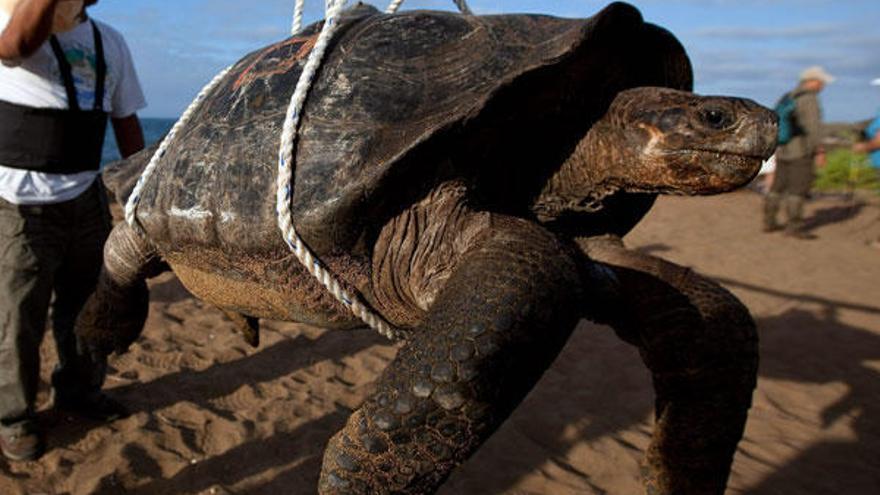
[48,20,107,112]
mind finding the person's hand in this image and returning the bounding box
[0,0,61,61]
[852,142,869,154]
[51,0,84,33]
[0,0,61,16]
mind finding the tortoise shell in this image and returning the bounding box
[117,2,691,258]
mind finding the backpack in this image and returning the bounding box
[774,92,802,145]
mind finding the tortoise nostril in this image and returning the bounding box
[702,108,732,130]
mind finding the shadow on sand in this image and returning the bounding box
[34,272,880,494]
[803,201,865,233]
[448,274,880,494]
[41,325,384,473]
[109,410,349,495]
[744,305,880,494]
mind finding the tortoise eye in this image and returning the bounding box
[702,108,733,130]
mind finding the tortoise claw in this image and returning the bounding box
[222,310,260,347]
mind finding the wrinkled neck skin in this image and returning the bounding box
[533,122,642,221]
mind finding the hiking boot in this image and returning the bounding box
[55,392,130,422]
[762,222,782,233]
[0,426,45,462]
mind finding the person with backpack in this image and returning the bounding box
[763,65,834,238]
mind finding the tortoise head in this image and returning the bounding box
[535,87,777,221]
[601,87,777,194]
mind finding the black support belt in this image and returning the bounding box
[0,20,108,174]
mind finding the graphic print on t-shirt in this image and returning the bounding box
[52,37,110,110]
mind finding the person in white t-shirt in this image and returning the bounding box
[0,0,145,461]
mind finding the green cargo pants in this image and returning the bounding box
[0,180,112,432]
[764,156,814,232]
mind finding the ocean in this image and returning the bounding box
[102,117,176,166]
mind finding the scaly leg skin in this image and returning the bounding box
[579,235,758,495]
[75,222,167,357]
[319,216,586,494]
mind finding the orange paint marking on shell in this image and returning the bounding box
[233,35,319,91]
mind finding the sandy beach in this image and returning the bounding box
[1,189,879,494]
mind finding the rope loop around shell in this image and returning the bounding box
[127,0,473,342]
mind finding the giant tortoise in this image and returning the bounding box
[78,2,776,493]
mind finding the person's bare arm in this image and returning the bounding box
[111,114,145,159]
[853,130,880,154]
[0,0,58,62]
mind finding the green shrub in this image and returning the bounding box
[814,149,880,193]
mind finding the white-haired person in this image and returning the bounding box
[763,65,834,238]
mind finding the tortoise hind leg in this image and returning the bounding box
[75,222,167,357]
[320,216,585,494]
[579,235,758,495]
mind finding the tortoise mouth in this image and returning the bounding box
[684,147,770,161]
[692,149,763,191]
[653,148,763,194]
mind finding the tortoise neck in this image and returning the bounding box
[533,123,637,220]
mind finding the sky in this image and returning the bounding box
[88,0,880,122]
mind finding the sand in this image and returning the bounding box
[1,190,879,494]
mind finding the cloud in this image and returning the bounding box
[694,23,842,39]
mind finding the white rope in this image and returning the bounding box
[385,0,404,14]
[387,0,470,14]
[292,0,306,34]
[124,64,234,233]
[277,0,473,340]
[276,0,406,340]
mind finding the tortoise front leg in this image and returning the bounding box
[579,235,758,495]
[75,222,167,357]
[319,216,585,494]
